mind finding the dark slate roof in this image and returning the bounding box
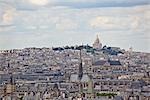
[114,96,124,100]
[131,80,146,89]
[53,83,59,90]
[93,60,107,66]
[108,60,121,65]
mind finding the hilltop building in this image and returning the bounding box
[93,34,102,49]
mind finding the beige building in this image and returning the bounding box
[93,35,102,49]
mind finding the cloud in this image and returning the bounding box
[27,0,49,6]
[0,2,16,33]
[0,25,15,33]
[2,10,13,24]
[89,16,141,30]
[11,9,78,32]
[55,18,78,31]
[1,0,149,11]
[88,5,150,32]
[0,3,16,26]
[89,16,122,30]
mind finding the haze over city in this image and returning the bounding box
[0,0,150,52]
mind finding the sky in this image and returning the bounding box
[0,0,150,52]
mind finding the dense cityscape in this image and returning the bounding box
[0,35,150,100]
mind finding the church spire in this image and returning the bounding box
[78,50,83,94]
[78,50,83,81]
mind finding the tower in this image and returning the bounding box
[53,83,60,97]
[4,73,16,100]
[87,75,94,99]
[78,50,83,81]
[4,63,16,99]
[78,50,83,94]
[93,34,102,49]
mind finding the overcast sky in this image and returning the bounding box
[0,0,150,52]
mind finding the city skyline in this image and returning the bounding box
[0,0,150,52]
